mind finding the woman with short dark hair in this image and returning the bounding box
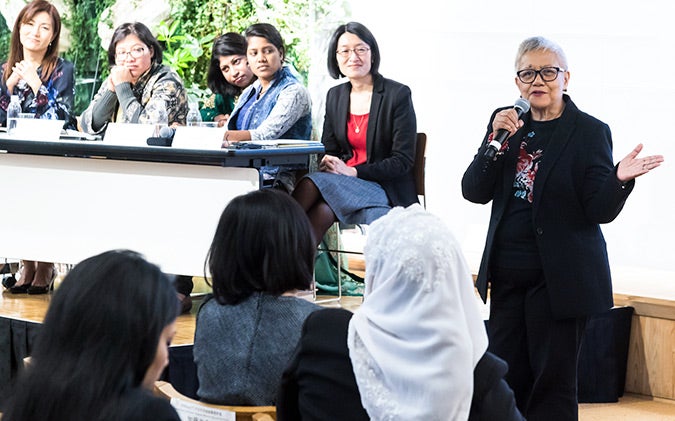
[293,22,418,246]
[81,21,188,134]
[194,189,319,405]
[1,249,181,421]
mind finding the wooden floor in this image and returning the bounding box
[2,276,674,419]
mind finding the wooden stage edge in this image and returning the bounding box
[2,267,674,402]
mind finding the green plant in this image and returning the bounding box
[155,20,215,103]
[160,0,327,100]
[0,13,9,63]
[60,0,115,114]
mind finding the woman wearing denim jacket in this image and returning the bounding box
[224,23,311,143]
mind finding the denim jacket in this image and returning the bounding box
[228,66,311,140]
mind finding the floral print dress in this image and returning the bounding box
[0,57,77,130]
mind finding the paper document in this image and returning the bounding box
[245,139,323,148]
[170,398,235,421]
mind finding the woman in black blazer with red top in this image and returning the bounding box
[293,22,417,246]
[462,36,663,421]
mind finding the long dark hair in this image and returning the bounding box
[207,32,255,97]
[326,21,381,79]
[107,22,163,67]
[206,189,315,305]
[2,250,179,420]
[4,0,62,84]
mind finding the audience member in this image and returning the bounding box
[202,32,256,126]
[0,0,75,295]
[292,22,417,246]
[277,205,523,420]
[224,23,311,143]
[80,22,187,134]
[1,250,181,421]
[193,189,319,406]
[461,36,664,420]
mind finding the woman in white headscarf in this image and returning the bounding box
[277,204,523,421]
[348,204,488,419]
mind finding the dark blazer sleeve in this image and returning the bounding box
[461,107,515,205]
[277,308,369,421]
[355,78,417,183]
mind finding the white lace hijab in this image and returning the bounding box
[347,204,488,421]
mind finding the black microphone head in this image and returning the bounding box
[514,98,530,114]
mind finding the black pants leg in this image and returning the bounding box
[488,267,586,421]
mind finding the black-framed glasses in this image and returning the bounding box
[516,67,565,83]
[336,47,370,58]
[115,46,147,61]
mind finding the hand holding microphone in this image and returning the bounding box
[484,98,530,160]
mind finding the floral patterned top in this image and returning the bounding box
[0,57,77,130]
[80,62,188,134]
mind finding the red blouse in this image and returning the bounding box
[346,113,369,167]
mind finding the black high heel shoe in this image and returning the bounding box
[27,266,57,295]
[9,282,32,294]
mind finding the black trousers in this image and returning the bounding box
[488,266,587,421]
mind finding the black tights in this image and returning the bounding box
[292,177,336,247]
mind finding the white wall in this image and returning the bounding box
[341,0,674,274]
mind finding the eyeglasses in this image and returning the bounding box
[115,46,147,61]
[336,47,370,58]
[516,67,565,84]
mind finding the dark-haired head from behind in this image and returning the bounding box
[206,189,315,305]
[107,22,163,66]
[2,249,179,420]
[327,21,381,79]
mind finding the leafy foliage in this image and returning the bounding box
[0,13,9,63]
[161,0,328,101]
[60,0,116,114]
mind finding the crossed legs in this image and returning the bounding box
[292,177,337,247]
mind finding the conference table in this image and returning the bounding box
[0,134,323,397]
[0,135,324,276]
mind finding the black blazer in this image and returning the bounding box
[462,95,634,319]
[276,308,369,421]
[321,74,418,207]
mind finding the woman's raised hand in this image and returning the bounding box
[616,143,664,182]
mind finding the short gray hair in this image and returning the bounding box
[515,36,568,71]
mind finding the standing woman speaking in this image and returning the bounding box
[461,36,664,421]
[0,0,76,295]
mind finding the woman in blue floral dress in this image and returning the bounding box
[0,0,76,130]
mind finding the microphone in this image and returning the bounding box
[147,126,175,146]
[484,98,530,160]
[159,126,176,139]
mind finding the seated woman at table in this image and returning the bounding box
[1,249,181,421]
[193,189,319,406]
[80,22,188,134]
[201,32,256,126]
[223,23,312,191]
[224,23,311,143]
[292,22,417,246]
[0,0,76,295]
